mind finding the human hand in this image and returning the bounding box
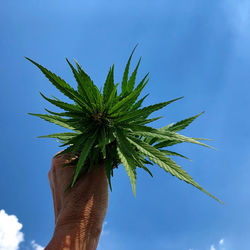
[46,151,109,250]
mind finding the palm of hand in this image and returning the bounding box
[48,151,109,235]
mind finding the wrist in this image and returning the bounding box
[45,222,102,250]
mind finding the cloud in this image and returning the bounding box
[0,209,44,250]
[219,238,224,245]
[0,209,24,250]
[30,240,44,250]
[188,238,225,250]
[210,245,216,250]
[209,238,225,250]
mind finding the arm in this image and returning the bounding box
[45,152,109,250]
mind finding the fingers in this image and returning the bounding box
[48,170,58,224]
[49,153,69,223]
[48,151,110,231]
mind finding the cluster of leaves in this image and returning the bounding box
[27,44,223,204]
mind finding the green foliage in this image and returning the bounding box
[27,45,223,204]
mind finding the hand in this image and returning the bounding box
[46,151,109,250]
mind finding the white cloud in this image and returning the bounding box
[0,209,44,250]
[210,245,216,250]
[30,240,44,250]
[0,209,24,250]
[209,238,225,250]
[219,238,224,245]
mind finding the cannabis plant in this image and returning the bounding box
[27,44,222,204]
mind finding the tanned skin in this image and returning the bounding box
[45,151,109,250]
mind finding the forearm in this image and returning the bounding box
[45,223,102,250]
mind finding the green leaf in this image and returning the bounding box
[115,128,142,196]
[127,136,223,204]
[104,83,119,112]
[28,113,76,130]
[168,112,204,132]
[126,57,141,93]
[26,58,91,111]
[66,58,94,111]
[121,43,138,95]
[116,97,183,123]
[115,128,145,169]
[117,145,137,197]
[73,59,98,109]
[132,116,163,126]
[127,124,214,149]
[104,156,113,191]
[67,134,86,162]
[137,155,154,177]
[44,108,84,119]
[37,132,77,140]
[103,65,115,104]
[61,134,86,168]
[192,137,214,141]
[131,93,149,111]
[88,146,100,173]
[39,92,84,113]
[98,127,107,159]
[133,73,149,92]
[159,149,191,161]
[70,129,99,187]
[54,145,75,159]
[109,80,147,115]
[154,140,182,149]
[59,127,94,147]
[95,85,103,112]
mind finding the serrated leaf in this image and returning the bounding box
[104,156,113,191]
[26,58,91,111]
[54,144,76,159]
[126,124,214,149]
[159,149,191,161]
[137,155,154,177]
[126,57,141,93]
[168,112,204,132]
[74,59,98,109]
[132,116,163,126]
[66,58,94,111]
[37,132,77,140]
[109,80,147,115]
[127,136,223,204]
[88,146,100,173]
[116,97,183,124]
[103,65,115,104]
[39,92,84,113]
[70,129,99,187]
[44,108,84,119]
[95,85,103,112]
[131,93,149,111]
[117,145,137,197]
[121,44,138,95]
[98,127,107,159]
[104,83,119,112]
[154,140,182,149]
[28,113,76,130]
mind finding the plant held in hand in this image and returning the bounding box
[27,44,223,204]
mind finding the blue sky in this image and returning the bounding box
[1,1,250,249]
